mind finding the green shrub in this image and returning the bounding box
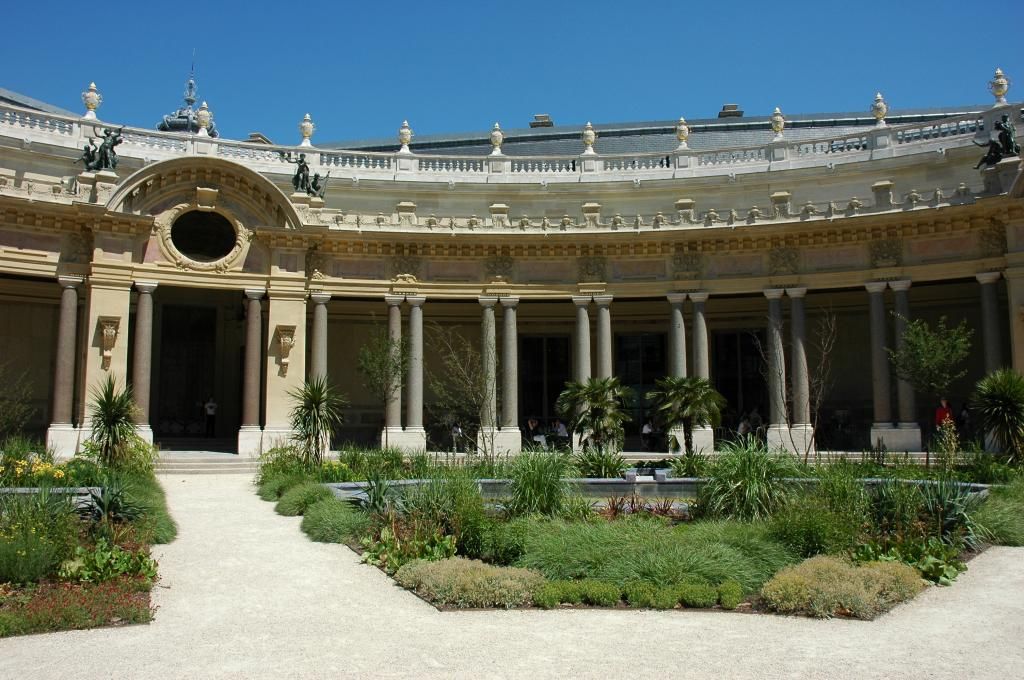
[532,581,561,609]
[58,538,158,585]
[697,441,798,520]
[972,368,1024,462]
[62,457,103,486]
[338,447,405,480]
[317,460,352,483]
[256,445,308,485]
[86,377,154,472]
[258,471,308,502]
[362,525,456,574]
[574,448,627,478]
[401,471,489,558]
[678,581,718,608]
[814,460,870,515]
[506,451,570,516]
[300,498,371,544]
[394,557,544,608]
[973,477,1024,546]
[867,479,923,537]
[717,579,744,609]
[769,495,861,557]
[275,482,334,517]
[558,494,596,522]
[919,478,983,548]
[555,580,584,605]
[577,579,621,606]
[516,516,795,592]
[0,491,78,583]
[624,581,656,608]
[760,555,923,619]
[482,518,528,566]
[122,473,177,544]
[669,449,710,478]
[652,586,681,610]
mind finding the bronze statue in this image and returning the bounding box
[308,171,330,198]
[91,127,124,171]
[996,114,1020,156]
[74,138,98,169]
[283,152,311,192]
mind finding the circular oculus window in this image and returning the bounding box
[170,211,237,263]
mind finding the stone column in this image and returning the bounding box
[787,287,812,454]
[309,292,331,381]
[382,295,404,445]
[690,292,710,380]
[131,281,158,442]
[500,297,520,432]
[572,296,592,382]
[594,295,614,380]
[667,293,687,378]
[764,289,790,451]
[890,281,915,421]
[479,297,498,429]
[238,288,265,456]
[866,282,895,450]
[402,295,427,451]
[977,272,1003,374]
[46,275,83,459]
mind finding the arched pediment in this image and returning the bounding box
[105,156,302,231]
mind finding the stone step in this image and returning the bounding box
[157,467,256,475]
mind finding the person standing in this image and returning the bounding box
[934,397,954,431]
[204,397,218,438]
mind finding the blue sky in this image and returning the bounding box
[2,1,1022,145]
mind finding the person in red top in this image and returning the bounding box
[934,397,954,429]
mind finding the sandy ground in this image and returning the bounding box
[1,472,1021,680]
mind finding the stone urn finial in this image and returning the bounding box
[581,121,597,155]
[871,92,888,127]
[989,67,1009,106]
[489,122,504,155]
[770,107,785,139]
[81,82,101,120]
[299,113,315,147]
[675,116,690,150]
[398,120,414,153]
[196,102,212,136]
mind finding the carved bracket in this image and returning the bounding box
[276,325,296,375]
[98,317,120,370]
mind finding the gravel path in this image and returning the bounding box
[1,473,1022,679]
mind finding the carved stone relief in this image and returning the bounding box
[390,255,422,279]
[577,256,607,283]
[979,220,1007,257]
[484,255,514,281]
[151,203,252,272]
[869,237,903,268]
[768,247,799,275]
[671,251,704,279]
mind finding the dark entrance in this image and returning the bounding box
[616,332,666,451]
[155,306,218,439]
[519,336,571,428]
[712,329,769,436]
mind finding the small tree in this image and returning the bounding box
[289,376,347,466]
[555,377,633,454]
[646,376,726,455]
[887,315,973,401]
[356,329,408,448]
[972,368,1024,463]
[88,375,138,468]
[424,324,490,455]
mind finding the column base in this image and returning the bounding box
[477,427,522,456]
[785,424,816,457]
[261,426,296,453]
[134,425,154,446]
[869,424,922,453]
[46,424,82,461]
[766,424,793,453]
[237,426,264,458]
[381,427,427,453]
[668,426,715,455]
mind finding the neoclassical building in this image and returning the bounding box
[0,71,1021,458]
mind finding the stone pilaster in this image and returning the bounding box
[977,272,1003,374]
[131,281,157,443]
[309,292,331,381]
[572,296,592,382]
[787,287,813,454]
[866,282,892,428]
[383,295,404,434]
[395,295,427,453]
[690,292,710,380]
[238,288,265,457]
[594,295,613,379]
[889,280,921,451]
[479,297,498,429]
[46,275,84,459]
[263,291,308,449]
[499,298,522,453]
[764,288,790,451]
[667,293,687,378]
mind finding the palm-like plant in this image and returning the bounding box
[88,375,138,468]
[555,377,633,454]
[646,376,726,455]
[972,369,1024,463]
[289,376,347,466]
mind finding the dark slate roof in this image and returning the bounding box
[323,105,994,156]
[0,87,77,117]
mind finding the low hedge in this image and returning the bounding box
[300,498,372,544]
[275,482,333,517]
[395,557,544,609]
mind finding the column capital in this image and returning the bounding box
[666,292,687,304]
[133,280,159,295]
[57,274,84,289]
[865,281,888,294]
[405,295,426,307]
[571,295,592,307]
[499,296,520,308]
[309,291,332,305]
[976,271,1002,285]
[689,291,709,303]
[592,294,613,307]
[888,279,911,292]
[763,288,785,300]
[244,287,266,300]
[478,296,498,308]
[384,294,405,306]
[785,287,807,299]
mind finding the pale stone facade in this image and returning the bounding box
[0,78,1022,458]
